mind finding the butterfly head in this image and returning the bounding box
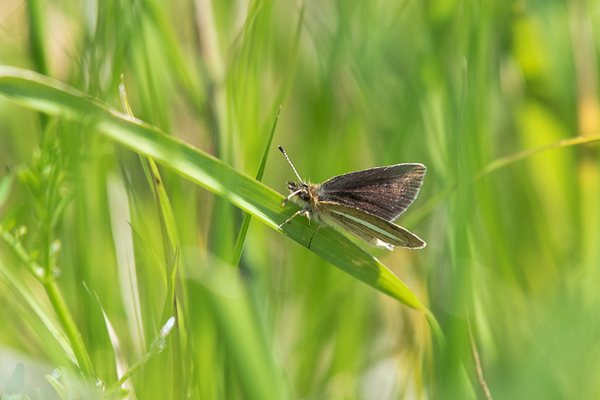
[286,181,311,203]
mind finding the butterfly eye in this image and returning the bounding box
[299,191,310,201]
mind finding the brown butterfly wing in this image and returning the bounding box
[321,201,426,249]
[318,164,426,221]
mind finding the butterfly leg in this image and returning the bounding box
[281,189,303,206]
[278,209,310,229]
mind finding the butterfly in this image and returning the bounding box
[278,146,426,250]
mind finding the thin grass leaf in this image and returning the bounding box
[404,133,600,229]
[119,80,182,315]
[0,67,433,318]
[107,174,146,357]
[231,106,281,267]
[120,81,190,396]
[25,0,48,75]
[476,134,600,178]
[0,226,88,371]
[194,262,289,400]
[0,168,13,208]
[82,282,132,396]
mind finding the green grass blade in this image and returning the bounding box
[231,106,282,267]
[25,0,48,75]
[476,133,600,178]
[0,174,12,208]
[0,67,431,315]
[195,263,289,400]
[0,244,75,365]
[0,224,94,376]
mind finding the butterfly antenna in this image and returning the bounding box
[278,145,303,182]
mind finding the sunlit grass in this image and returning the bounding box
[0,1,599,399]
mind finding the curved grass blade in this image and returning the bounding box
[404,133,600,229]
[0,67,433,317]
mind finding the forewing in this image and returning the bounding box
[319,164,426,221]
[322,201,426,249]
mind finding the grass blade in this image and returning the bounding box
[231,106,282,267]
[0,67,433,316]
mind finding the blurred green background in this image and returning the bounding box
[1,0,600,399]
